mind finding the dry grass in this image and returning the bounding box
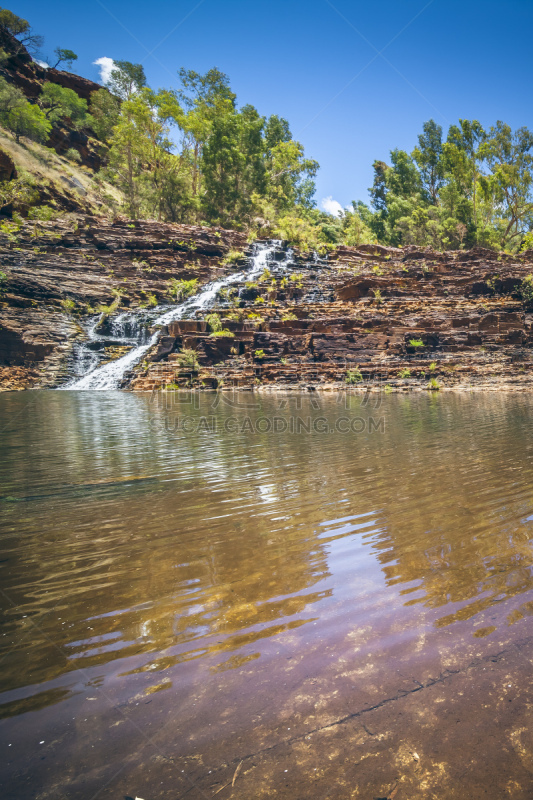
[0,129,123,209]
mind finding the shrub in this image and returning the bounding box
[281,312,298,321]
[167,278,199,301]
[205,312,222,332]
[38,82,90,129]
[60,298,76,313]
[345,368,363,384]
[0,270,7,294]
[0,76,26,119]
[177,348,198,369]
[89,88,120,142]
[427,377,440,390]
[225,310,243,322]
[521,233,533,253]
[520,275,533,302]
[223,249,245,265]
[65,147,82,163]
[398,368,411,378]
[409,338,424,348]
[27,205,57,221]
[254,349,266,360]
[0,174,38,214]
[97,289,122,316]
[217,286,238,303]
[210,329,235,338]
[273,212,333,255]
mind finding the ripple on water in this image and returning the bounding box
[2,391,533,797]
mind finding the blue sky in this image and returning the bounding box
[18,0,533,214]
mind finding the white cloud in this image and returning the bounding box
[93,56,114,85]
[321,196,344,217]
[34,59,49,69]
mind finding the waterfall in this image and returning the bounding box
[60,240,290,391]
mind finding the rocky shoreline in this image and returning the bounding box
[1,216,533,393]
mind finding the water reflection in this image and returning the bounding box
[1,390,533,730]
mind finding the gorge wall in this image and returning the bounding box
[1,216,533,393]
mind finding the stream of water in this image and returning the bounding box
[60,240,294,391]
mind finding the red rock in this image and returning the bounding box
[0,148,16,181]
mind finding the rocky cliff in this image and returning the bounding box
[130,241,533,393]
[1,216,533,393]
[0,217,246,389]
[0,26,104,168]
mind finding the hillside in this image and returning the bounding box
[0,23,103,168]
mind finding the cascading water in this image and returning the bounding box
[60,240,292,391]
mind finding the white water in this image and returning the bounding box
[60,241,287,391]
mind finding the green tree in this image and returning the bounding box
[0,75,26,114]
[107,104,141,218]
[200,101,317,227]
[38,82,90,128]
[201,111,244,225]
[264,114,291,151]
[178,67,235,200]
[443,119,486,223]
[0,8,43,53]
[480,122,533,247]
[387,149,422,198]
[412,119,444,203]
[263,112,318,214]
[89,88,120,141]
[107,87,184,220]
[369,160,389,240]
[106,60,146,101]
[52,47,78,70]
[4,103,51,142]
[369,150,425,245]
[341,201,376,246]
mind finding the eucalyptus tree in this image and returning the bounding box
[177,67,235,200]
[479,122,533,247]
[106,60,146,101]
[412,119,444,203]
[443,119,486,224]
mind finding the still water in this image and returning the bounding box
[2,390,533,799]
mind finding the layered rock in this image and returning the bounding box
[0,216,247,389]
[129,242,533,394]
[2,219,533,393]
